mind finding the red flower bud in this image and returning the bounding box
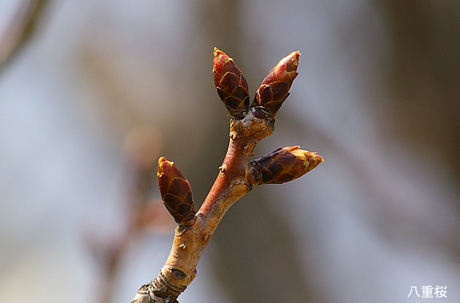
[253,51,300,117]
[157,157,196,225]
[213,48,250,119]
[247,146,322,185]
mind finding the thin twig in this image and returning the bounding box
[132,48,323,302]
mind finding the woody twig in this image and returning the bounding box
[85,126,170,303]
[132,48,323,303]
[0,0,49,73]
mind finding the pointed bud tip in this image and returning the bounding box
[291,51,301,60]
[213,47,225,59]
[158,157,174,172]
[316,153,324,163]
[158,156,169,165]
[311,151,324,163]
[289,50,301,59]
[296,149,324,167]
[279,51,300,73]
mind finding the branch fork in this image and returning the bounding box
[132,48,323,303]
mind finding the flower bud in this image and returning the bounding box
[157,157,196,225]
[247,146,322,185]
[213,48,250,119]
[253,51,300,117]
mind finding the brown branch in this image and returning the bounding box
[0,0,49,73]
[132,48,323,303]
[84,126,169,303]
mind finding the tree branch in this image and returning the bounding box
[0,0,49,73]
[132,48,323,302]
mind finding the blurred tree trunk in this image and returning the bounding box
[383,0,460,181]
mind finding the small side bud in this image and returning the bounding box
[253,51,300,117]
[247,146,322,185]
[157,157,196,225]
[213,48,250,119]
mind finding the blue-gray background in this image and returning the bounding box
[1,1,459,302]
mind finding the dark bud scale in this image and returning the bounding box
[247,146,323,185]
[157,157,196,225]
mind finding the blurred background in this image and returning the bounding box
[1,0,460,302]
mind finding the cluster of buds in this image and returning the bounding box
[213,48,322,186]
[156,49,323,226]
[137,48,323,303]
[213,47,299,119]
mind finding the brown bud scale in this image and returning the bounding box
[157,157,196,225]
[253,51,300,117]
[213,48,250,119]
[247,146,323,185]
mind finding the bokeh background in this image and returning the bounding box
[1,0,460,302]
